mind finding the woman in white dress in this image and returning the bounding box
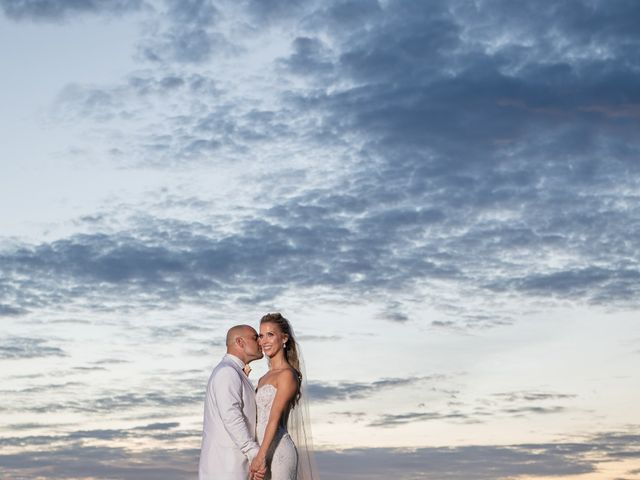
[250,313,318,480]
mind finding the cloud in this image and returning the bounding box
[278,1,640,310]
[0,337,66,360]
[367,407,476,428]
[378,302,410,323]
[4,422,73,431]
[0,375,203,414]
[4,0,640,331]
[369,411,471,427]
[488,267,640,300]
[136,421,180,430]
[2,171,638,323]
[0,0,143,21]
[91,358,131,365]
[145,0,313,66]
[493,391,577,402]
[240,0,310,25]
[279,36,335,79]
[500,405,567,416]
[147,323,216,340]
[369,389,578,427]
[0,423,190,451]
[137,0,234,64]
[315,445,594,480]
[0,303,25,316]
[307,376,439,402]
[0,444,198,480]
[43,390,202,414]
[1,381,85,395]
[1,429,639,480]
[486,389,578,420]
[37,0,640,325]
[52,70,303,168]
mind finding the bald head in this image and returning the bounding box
[226,324,254,347]
[225,324,263,364]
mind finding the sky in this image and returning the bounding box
[0,0,639,478]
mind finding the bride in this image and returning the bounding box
[250,313,318,480]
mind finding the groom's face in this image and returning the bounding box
[241,327,263,362]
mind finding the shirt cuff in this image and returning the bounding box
[246,445,260,462]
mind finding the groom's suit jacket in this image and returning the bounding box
[199,354,260,480]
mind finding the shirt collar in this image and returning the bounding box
[224,353,245,369]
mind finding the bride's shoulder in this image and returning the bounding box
[275,367,298,386]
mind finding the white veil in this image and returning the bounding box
[288,327,320,480]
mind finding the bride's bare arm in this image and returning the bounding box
[250,369,298,471]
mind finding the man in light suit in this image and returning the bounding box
[199,324,267,480]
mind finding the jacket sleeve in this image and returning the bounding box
[211,366,260,460]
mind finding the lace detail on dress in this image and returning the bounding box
[256,384,298,480]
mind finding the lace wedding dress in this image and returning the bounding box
[256,384,298,480]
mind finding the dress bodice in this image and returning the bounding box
[255,384,299,479]
[256,384,288,443]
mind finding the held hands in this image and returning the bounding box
[249,454,267,480]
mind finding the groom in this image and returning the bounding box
[199,324,267,480]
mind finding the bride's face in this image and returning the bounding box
[258,322,288,358]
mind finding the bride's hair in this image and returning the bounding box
[260,312,302,406]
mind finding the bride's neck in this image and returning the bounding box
[269,353,288,370]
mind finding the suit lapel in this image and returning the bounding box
[223,355,256,396]
[239,366,256,398]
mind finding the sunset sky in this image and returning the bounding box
[1,0,639,479]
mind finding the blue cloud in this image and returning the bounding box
[1,430,638,479]
[0,0,143,21]
[0,6,638,419]
[0,337,66,360]
[307,376,439,402]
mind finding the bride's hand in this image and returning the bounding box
[250,454,267,480]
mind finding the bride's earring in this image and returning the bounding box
[283,342,286,349]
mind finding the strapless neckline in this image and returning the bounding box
[257,383,277,393]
